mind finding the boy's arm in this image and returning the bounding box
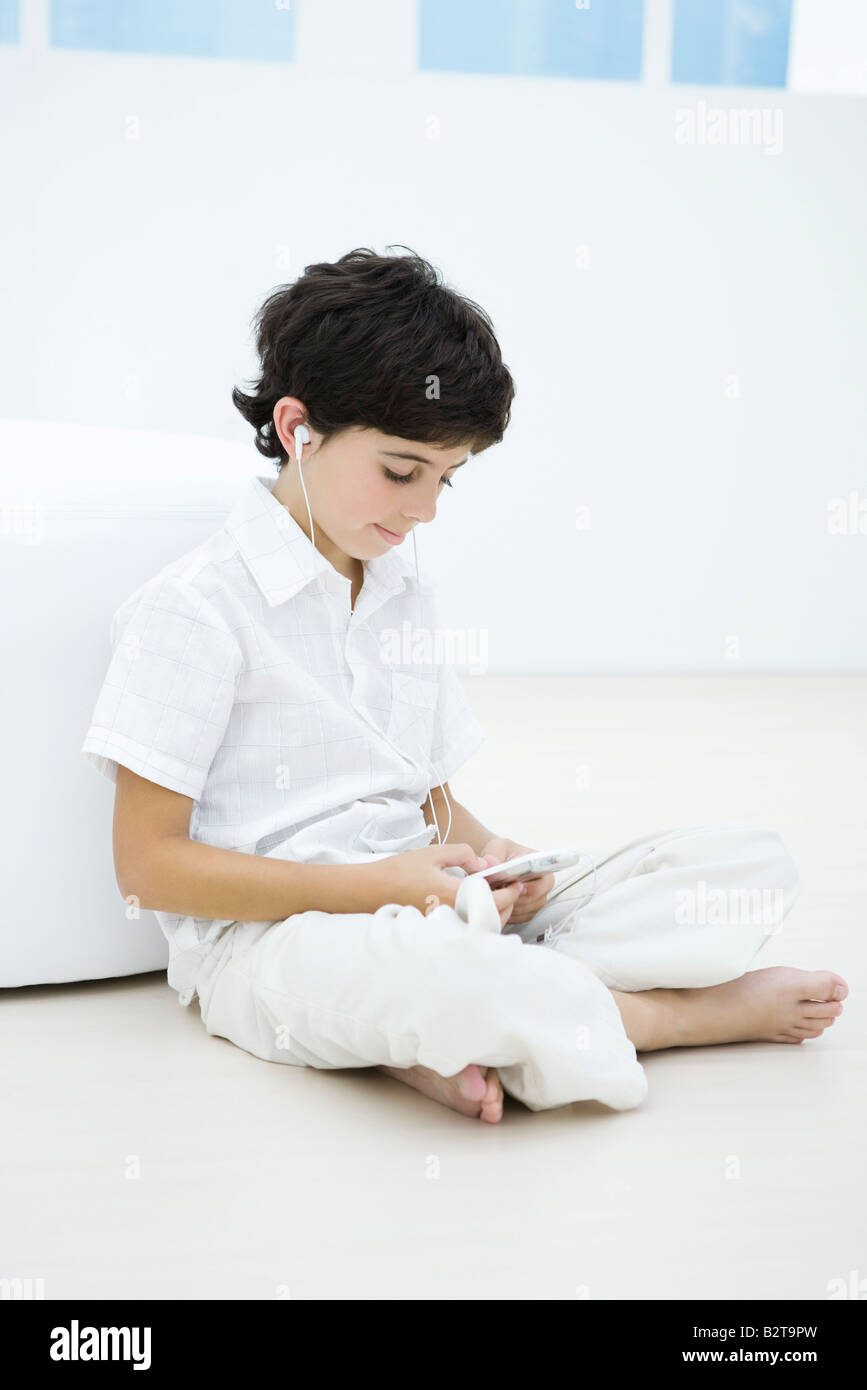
[115,764,388,919]
[126,835,390,920]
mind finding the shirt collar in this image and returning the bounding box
[223,473,424,608]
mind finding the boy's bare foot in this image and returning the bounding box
[611,967,848,1052]
[376,1062,504,1122]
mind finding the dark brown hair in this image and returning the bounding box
[232,245,515,468]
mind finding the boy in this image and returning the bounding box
[81,247,846,1123]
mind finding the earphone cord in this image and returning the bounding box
[409,529,600,943]
[295,440,452,847]
[295,438,598,943]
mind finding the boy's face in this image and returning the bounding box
[272,416,470,567]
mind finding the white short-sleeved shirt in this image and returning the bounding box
[81,472,486,1001]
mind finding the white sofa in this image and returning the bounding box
[0,419,262,987]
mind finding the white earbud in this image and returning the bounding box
[294,423,310,463]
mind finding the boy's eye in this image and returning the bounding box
[383,467,454,489]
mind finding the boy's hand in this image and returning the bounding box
[371,842,523,930]
[479,837,555,926]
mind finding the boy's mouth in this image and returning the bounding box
[374,523,407,544]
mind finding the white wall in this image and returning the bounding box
[1,0,864,672]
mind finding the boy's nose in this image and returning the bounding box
[405,501,436,524]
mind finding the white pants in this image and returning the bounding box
[189,822,800,1113]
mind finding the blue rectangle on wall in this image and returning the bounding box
[419,0,644,82]
[50,0,295,63]
[0,0,19,45]
[671,0,792,87]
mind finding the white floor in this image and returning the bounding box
[6,676,865,1299]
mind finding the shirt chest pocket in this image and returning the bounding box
[386,669,440,760]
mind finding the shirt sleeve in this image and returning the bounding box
[427,658,486,788]
[80,572,242,802]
